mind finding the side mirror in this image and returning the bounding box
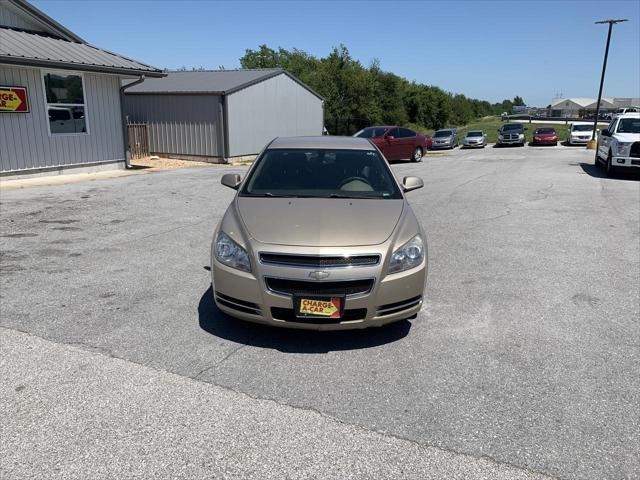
[497,129,500,133]
[601,129,610,137]
[386,135,395,141]
[221,173,242,190]
[402,176,423,193]
[524,127,528,131]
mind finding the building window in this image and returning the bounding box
[43,71,88,134]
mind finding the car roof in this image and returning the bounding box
[268,136,376,151]
[618,112,640,119]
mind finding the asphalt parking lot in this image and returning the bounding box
[1,145,639,479]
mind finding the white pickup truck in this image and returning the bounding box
[595,113,640,176]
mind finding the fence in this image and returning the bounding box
[127,123,149,159]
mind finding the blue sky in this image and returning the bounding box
[33,0,640,106]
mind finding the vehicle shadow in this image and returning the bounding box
[578,162,640,181]
[197,286,412,353]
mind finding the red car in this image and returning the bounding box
[531,127,558,146]
[354,126,430,162]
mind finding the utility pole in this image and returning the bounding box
[589,19,628,147]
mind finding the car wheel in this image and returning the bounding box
[606,150,615,177]
[412,147,423,162]
[594,147,601,167]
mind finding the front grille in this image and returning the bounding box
[631,142,640,158]
[377,295,422,316]
[265,277,374,297]
[260,253,379,268]
[215,292,261,315]
[502,133,521,140]
[271,307,367,323]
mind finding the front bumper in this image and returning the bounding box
[497,138,524,145]
[212,250,427,330]
[569,137,590,144]
[463,141,484,148]
[431,141,453,149]
[612,155,640,169]
[532,138,557,145]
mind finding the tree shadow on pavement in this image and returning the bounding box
[578,162,640,181]
[198,286,412,353]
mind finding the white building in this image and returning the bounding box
[550,97,640,117]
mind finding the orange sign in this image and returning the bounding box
[0,86,29,113]
[299,298,341,317]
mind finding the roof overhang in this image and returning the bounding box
[0,56,166,77]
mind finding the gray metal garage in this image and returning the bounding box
[123,69,324,162]
[0,0,163,176]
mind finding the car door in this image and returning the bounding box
[381,128,401,160]
[396,128,417,159]
[599,119,616,157]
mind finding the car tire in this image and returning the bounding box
[594,147,601,167]
[412,147,423,162]
[606,150,615,177]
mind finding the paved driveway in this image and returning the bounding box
[1,146,638,479]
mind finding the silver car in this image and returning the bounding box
[431,129,458,149]
[211,136,428,330]
[462,130,487,148]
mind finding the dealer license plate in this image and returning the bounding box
[294,295,344,319]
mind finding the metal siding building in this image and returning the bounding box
[124,69,324,161]
[124,93,224,159]
[226,73,324,157]
[0,0,163,175]
[1,65,126,172]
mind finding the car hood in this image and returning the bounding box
[236,197,404,247]
[612,132,640,142]
[571,131,591,136]
[434,136,452,141]
[535,133,557,137]
[464,136,483,141]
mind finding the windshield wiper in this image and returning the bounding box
[245,193,306,198]
[327,193,380,199]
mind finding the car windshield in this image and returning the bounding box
[502,124,523,131]
[240,148,403,199]
[572,125,592,132]
[536,128,556,134]
[467,131,483,137]
[354,127,388,138]
[616,118,640,133]
[434,130,452,137]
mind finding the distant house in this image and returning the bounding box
[123,69,325,162]
[550,97,639,117]
[0,0,163,176]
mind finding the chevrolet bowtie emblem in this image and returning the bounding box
[309,271,330,280]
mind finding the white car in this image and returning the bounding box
[612,107,639,120]
[566,122,593,145]
[595,113,640,176]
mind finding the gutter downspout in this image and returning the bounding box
[220,93,229,164]
[119,75,146,169]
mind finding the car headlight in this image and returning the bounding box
[389,235,424,274]
[498,134,503,140]
[215,231,251,272]
[519,133,524,138]
[616,142,632,155]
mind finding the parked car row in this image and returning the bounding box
[352,116,639,167]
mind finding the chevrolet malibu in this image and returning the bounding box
[211,136,428,330]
